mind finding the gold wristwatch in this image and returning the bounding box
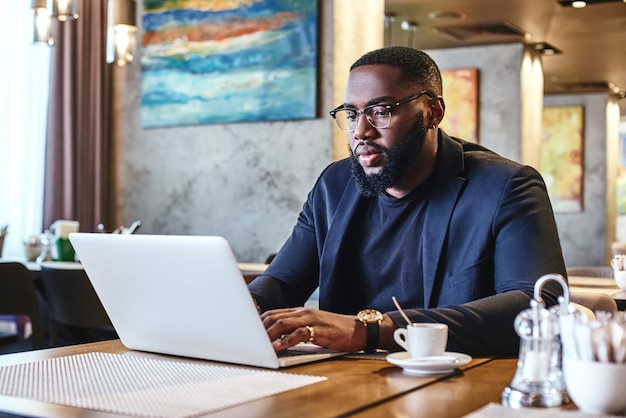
[357,309,383,354]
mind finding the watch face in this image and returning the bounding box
[359,309,383,323]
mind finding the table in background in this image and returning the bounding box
[568,275,626,311]
[238,262,268,283]
[13,259,268,284]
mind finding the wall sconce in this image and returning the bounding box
[50,0,79,21]
[106,0,138,66]
[32,0,54,45]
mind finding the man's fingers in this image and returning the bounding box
[271,326,312,351]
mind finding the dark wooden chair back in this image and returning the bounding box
[40,262,116,347]
[0,262,46,350]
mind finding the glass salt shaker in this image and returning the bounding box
[502,273,570,408]
[36,229,54,263]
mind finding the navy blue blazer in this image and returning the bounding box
[249,131,567,355]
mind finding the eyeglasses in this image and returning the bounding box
[329,90,433,132]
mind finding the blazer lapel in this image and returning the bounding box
[421,133,467,307]
[319,177,362,283]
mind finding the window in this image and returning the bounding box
[0,2,51,259]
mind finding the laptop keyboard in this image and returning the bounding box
[278,344,339,357]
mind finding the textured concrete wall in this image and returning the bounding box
[111,1,334,262]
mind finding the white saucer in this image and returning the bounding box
[386,351,472,376]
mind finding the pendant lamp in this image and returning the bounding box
[106,0,138,66]
[50,0,79,21]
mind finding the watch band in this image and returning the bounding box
[364,321,379,354]
[357,309,383,354]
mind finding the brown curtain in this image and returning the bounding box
[42,0,112,233]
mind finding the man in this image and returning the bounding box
[249,46,566,356]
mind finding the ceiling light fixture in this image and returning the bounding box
[533,42,562,56]
[106,0,138,66]
[571,1,587,7]
[608,82,621,94]
[558,0,623,6]
[427,10,466,21]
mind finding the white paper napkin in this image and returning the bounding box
[464,402,622,418]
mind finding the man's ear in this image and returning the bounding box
[429,96,445,127]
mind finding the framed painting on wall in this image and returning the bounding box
[140,0,319,128]
[439,68,479,143]
[540,105,584,213]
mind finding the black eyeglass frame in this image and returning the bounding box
[329,90,435,131]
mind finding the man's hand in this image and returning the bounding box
[260,307,397,353]
[261,307,365,352]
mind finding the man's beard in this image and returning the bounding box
[350,119,428,197]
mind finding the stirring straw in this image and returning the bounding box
[392,296,413,325]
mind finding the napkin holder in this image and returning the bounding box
[502,273,570,408]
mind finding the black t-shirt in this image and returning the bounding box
[327,179,432,314]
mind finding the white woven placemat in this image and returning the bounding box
[0,352,326,418]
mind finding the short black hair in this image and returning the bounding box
[350,46,443,96]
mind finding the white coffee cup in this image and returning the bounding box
[393,323,448,358]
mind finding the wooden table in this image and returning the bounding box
[351,357,518,417]
[0,340,514,418]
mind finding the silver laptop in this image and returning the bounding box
[68,233,345,369]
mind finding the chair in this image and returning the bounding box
[39,262,117,347]
[566,266,618,315]
[570,292,618,316]
[566,266,619,315]
[0,262,46,352]
[566,266,614,278]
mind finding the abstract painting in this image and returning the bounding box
[440,68,479,143]
[540,105,584,213]
[141,0,319,128]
